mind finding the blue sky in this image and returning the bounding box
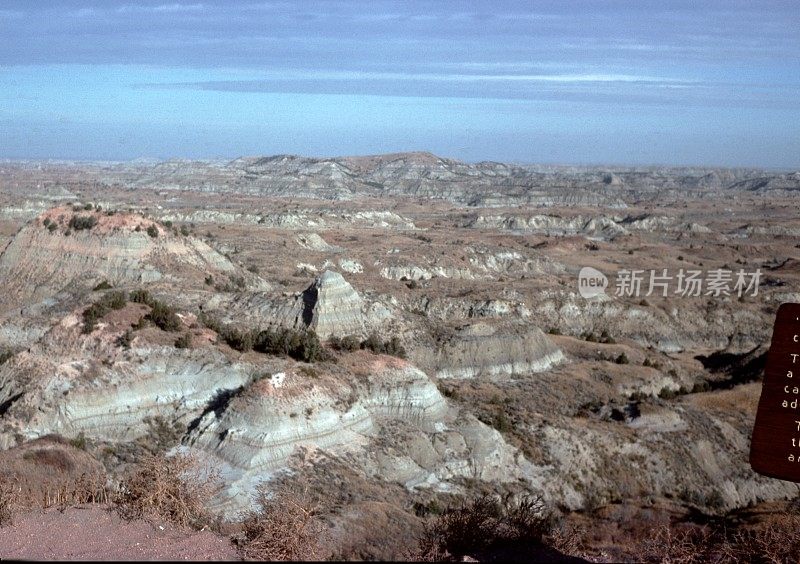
[0,1,798,167]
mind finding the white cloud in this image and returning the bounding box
[116,3,205,14]
[272,69,690,85]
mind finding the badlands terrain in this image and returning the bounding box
[0,152,799,560]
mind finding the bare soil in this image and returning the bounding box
[0,505,237,561]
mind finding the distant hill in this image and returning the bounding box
[0,153,796,207]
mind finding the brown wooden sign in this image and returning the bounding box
[750,303,800,482]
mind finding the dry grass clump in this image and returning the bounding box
[114,452,216,529]
[0,435,111,519]
[0,481,17,526]
[331,501,426,561]
[0,466,110,526]
[47,472,111,510]
[415,493,551,561]
[637,513,800,563]
[686,382,760,414]
[639,524,714,563]
[235,482,330,561]
[545,521,585,557]
[720,513,800,563]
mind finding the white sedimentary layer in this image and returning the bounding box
[380,265,478,281]
[159,209,417,230]
[295,232,338,252]
[306,271,366,338]
[427,324,565,379]
[338,258,363,274]
[182,361,540,514]
[187,364,446,505]
[0,328,536,515]
[2,346,253,443]
[467,214,629,240]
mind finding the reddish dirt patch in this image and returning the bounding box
[38,206,161,236]
[100,302,150,332]
[0,505,238,561]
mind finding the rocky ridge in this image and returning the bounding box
[4,153,795,207]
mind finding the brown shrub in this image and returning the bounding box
[51,472,111,511]
[638,524,713,563]
[115,452,216,529]
[636,512,800,563]
[544,521,585,557]
[331,501,425,561]
[415,493,550,561]
[235,482,330,561]
[718,513,800,563]
[0,437,110,513]
[0,470,110,522]
[0,481,17,526]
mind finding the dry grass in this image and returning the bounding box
[331,501,425,561]
[545,521,586,557]
[235,481,330,561]
[265,453,424,560]
[0,470,111,527]
[0,435,111,520]
[0,481,17,526]
[114,452,217,529]
[638,524,714,563]
[635,512,800,563]
[415,493,551,561]
[685,383,760,414]
[718,513,800,563]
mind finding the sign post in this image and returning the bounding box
[750,303,800,482]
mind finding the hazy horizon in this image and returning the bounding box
[1,1,798,168]
[0,151,796,173]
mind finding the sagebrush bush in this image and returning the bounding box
[635,513,800,563]
[254,327,325,362]
[115,452,215,529]
[0,349,14,365]
[174,332,192,349]
[197,312,223,334]
[235,483,329,561]
[68,214,98,231]
[638,524,714,563]
[721,514,800,563]
[416,493,550,561]
[0,482,16,527]
[117,329,134,349]
[221,326,256,352]
[129,288,152,305]
[359,333,407,358]
[329,334,361,352]
[82,291,127,333]
[146,301,182,332]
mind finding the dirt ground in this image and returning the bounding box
[0,505,238,561]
